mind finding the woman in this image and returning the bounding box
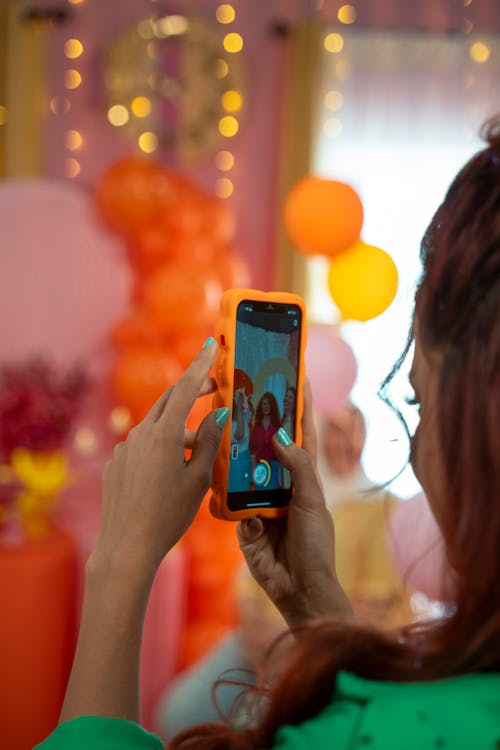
[37,120,499,749]
[249,392,281,490]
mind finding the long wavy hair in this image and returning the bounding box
[253,392,281,428]
[169,119,500,750]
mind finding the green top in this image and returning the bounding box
[35,671,500,750]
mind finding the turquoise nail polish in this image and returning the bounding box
[276,427,293,447]
[202,336,216,350]
[215,407,231,428]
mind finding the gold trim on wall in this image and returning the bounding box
[274,20,323,295]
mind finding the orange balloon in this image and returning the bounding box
[128,223,176,275]
[96,157,182,236]
[142,262,222,336]
[284,175,364,257]
[111,313,164,349]
[109,347,183,421]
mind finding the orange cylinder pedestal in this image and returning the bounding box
[0,531,77,750]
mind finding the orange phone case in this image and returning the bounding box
[210,288,307,521]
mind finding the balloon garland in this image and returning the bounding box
[95,156,247,665]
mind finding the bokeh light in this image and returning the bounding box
[215,178,234,198]
[216,4,236,24]
[215,150,234,171]
[138,131,158,153]
[64,39,84,59]
[323,117,343,138]
[215,59,229,78]
[107,104,129,126]
[324,33,344,53]
[49,96,71,115]
[65,129,83,150]
[0,106,8,125]
[65,69,82,89]
[469,41,490,63]
[338,5,357,24]
[324,90,343,110]
[222,90,243,112]
[65,157,81,179]
[218,116,239,137]
[108,407,132,434]
[74,428,97,455]
[223,33,243,53]
[131,96,152,118]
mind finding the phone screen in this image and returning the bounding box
[227,299,302,511]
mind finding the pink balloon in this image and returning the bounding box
[386,492,454,602]
[0,179,131,374]
[305,327,357,418]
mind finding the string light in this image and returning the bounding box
[223,32,243,53]
[463,19,473,34]
[324,90,343,110]
[64,38,84,59]
[215,177,234,198]
[107,104,129,126]
[131,96,152,118]
[215,59,229,78]
[137,19,155,39]
[323,117,342,138]
[138,131,158,153]
[215,150,234,171]
[154,15,188,38]
[469,41,490,63]
[65,69,82,89]
[218,115,239,137]
[221,90,243,112]
[338,5,357,24]
[108,407,132,435]
[74,428,97,455]
[65,157,81,178]
[0,106,8,125]
[49,96,71,114]
[216,4,236,24]
[324,33,344,53]
[65,129,83,150]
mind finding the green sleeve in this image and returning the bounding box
[34,716,164,750]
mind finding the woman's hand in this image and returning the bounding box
[91,338,229,580]
[59,339,230,724]
[237,382,352,629]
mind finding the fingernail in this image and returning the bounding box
[243,517,262,539]
[214,407,231,428]
[276,427,293,447]
[202,336,216,350]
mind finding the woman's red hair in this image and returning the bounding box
[168,119,500,749]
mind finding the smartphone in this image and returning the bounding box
[210,289,307,521]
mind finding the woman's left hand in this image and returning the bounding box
[92,338,228,580]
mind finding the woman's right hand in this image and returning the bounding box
[237,382,353,629]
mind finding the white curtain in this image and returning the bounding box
[307,29,500,496]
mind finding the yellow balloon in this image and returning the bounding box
[328,241,398,321]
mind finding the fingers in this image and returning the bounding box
[301,379,318,463]
[272,432,325,512]
[158,339,218,436]
[238,516,264,544]
[187,407,230,490]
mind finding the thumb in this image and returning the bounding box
[272,430,325,512]
[188,406,231,489]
